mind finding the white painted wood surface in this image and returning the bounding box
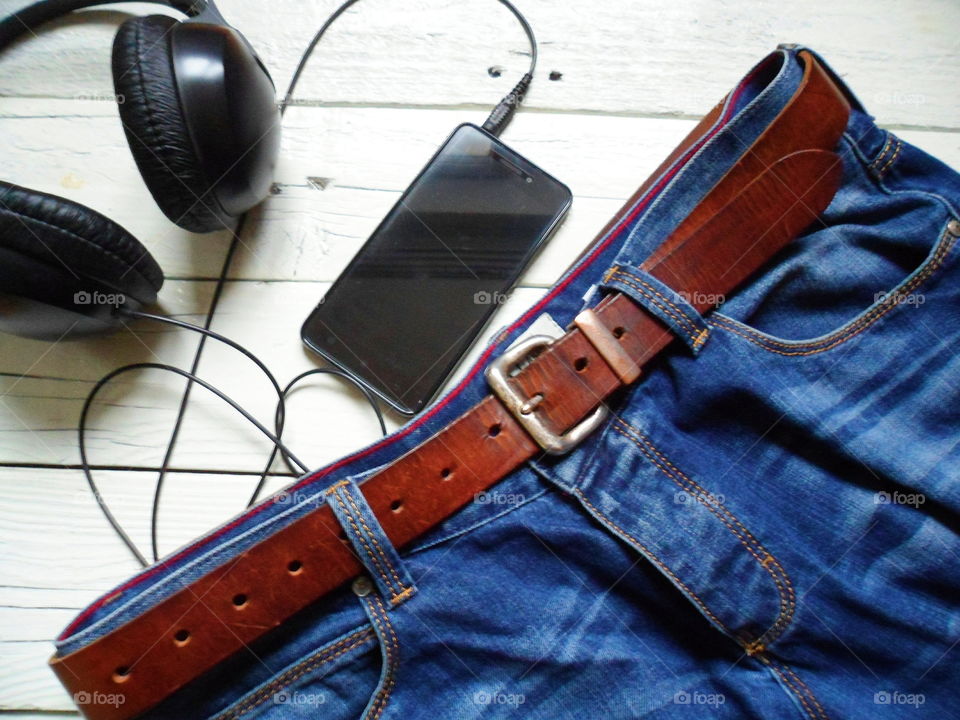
[0,0,957,715]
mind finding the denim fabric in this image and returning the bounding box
[58,46,960,719]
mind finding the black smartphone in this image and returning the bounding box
[301,123,572,415]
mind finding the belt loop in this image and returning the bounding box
[602,263,713,355]
[325,479,417,607]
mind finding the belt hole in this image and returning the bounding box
[173,629,190,646]
[112,666,131,683]
[287,559,303,574]
[440,467,453,480]
[390,499,403,513]
[612,326,625,339]
[232,593,248,608]
[488,423,502,437]
[574,357,588,372]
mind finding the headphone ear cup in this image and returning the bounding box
[112,15,228,233]
[0,181,163,299]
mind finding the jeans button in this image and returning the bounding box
[947,219,960,237]
[352,576,373,597]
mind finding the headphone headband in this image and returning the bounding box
[0,0,216,50]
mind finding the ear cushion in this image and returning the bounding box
[112,15,227,234]
[0,181,164,301]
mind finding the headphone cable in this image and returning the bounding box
[280,0,538,135]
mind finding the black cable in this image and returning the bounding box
[142,224,245,563]
[246,367,388,507]
[119,307,298,480]
[79,362,312,565]
[279,0,538,137]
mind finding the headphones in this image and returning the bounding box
[0,0,280,340]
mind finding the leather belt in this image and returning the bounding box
[51,50,850,720]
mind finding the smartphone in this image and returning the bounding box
[301,123,572,415]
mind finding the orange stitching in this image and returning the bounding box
[692,327,710,350]
[323,479,350,496]
[759,653,830,720]
[779,662,830,720]
[613,421,795,645]
[364,595,399,720]
[573,488,732,635]
[877,138,903,177]
[708,231,956,356]
[611,271,701,346]
[389,586,416,606]
[869,132,894,171]
[342,486,408,596]
[216,627,374,719]
[615,269,703,340]
[334,489,401,596]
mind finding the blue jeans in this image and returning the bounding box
[58,46,960,719]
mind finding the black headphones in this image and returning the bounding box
[0,0,280,340]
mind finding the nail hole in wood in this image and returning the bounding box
[440,467,453,480]
[288,560,303,574]
[613,326,625,339]
[488,423,502,437]
[113,666,130,683]
[174,629,190,646]
[390,499,403,513]
[574,357,588,372]
[232,593,248,608]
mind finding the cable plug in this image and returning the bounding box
[482,72,533,136]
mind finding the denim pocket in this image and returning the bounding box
[705,129,959,356]
[708,217,958,356]
[210,595,398,720]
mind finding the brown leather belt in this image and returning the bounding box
[51,50,850,720]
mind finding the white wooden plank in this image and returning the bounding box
[1,0,958,128]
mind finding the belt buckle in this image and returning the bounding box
[485,335,609,455]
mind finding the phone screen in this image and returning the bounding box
[301,124,571,415]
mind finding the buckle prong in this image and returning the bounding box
[486,335,609,455]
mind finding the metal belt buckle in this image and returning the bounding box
[485,335,609,455]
